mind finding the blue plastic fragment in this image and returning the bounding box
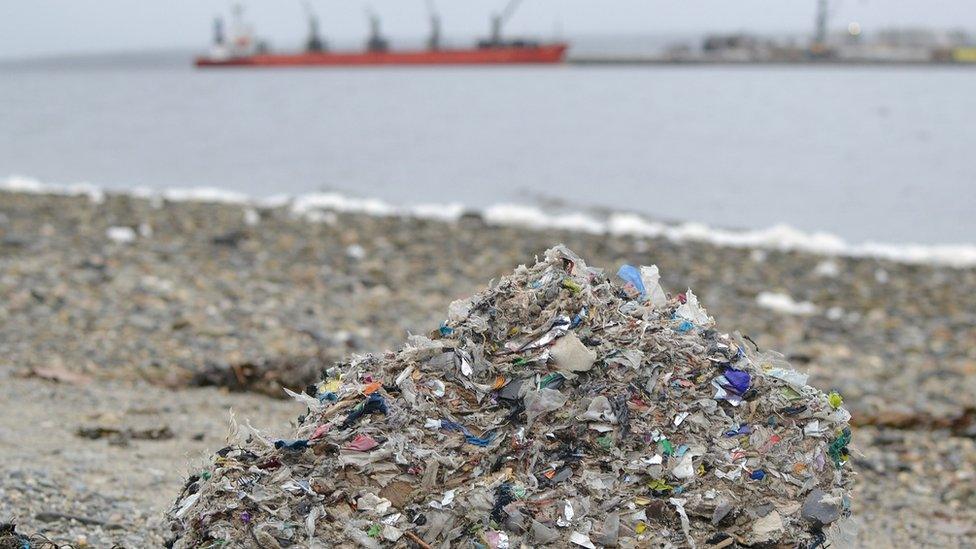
[750,469,766,480]
[440,420,495,447]
[274,439,310,451]
[570,307,587,329]
[317,391,339,403]
[616,265,646,297]
[724,424,752,437]
[723,367,751,394]
[677,320,694,332]
[341,393,388,428]
[439,323,454,337]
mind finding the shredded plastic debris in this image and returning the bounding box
[166,246,854,547]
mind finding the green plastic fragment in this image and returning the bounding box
[200,471,211,480]
[781,387,802,400]
[658,439,674,456]
[539,373,562,388]
[596,434,613,450]
[512,357,528,366]
[828,427,852,467]
[828,391,844,409]
[648,478,673,492]
[561,278,582,294]
[367,524,381,537]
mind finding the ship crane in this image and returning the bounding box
[303,2,326,52]
[212,17,225,46]
[486,0,525,47]
[811,0,830,55]
[426,0,442,50]
[365,7,390,52]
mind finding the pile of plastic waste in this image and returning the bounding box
[166,246,855,548]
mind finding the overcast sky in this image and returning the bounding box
[1,0,973,59]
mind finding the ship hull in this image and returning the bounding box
[195,44,568,67]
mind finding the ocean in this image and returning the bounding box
[1,53,974,248]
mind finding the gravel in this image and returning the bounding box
[1,190,974,546]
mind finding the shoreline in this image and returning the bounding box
[4,175,976,268]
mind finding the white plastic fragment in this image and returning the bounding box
[580,396,616,423]
[447,298,473,322]
[395,365,414,386]
[524,388,569,425]
[357,494,392,515]
[756,291,818,316]
[527,316,571,349]
[671,453,696,479]
[428,379,446,397]
[557,501,575,527]
[669,497,697,549]
[344,524,382,549]
[346,244,366,259]
[106,226,136,243]
[814,259,840,277]
[569,531,597,549]
[243,207,261,226]
[676,289,712,326]
[640,265,668,307]
[381,525,404,542]
[428,490,455,509]
[752,510,784,536]
[283,387,324,412]
[674,411,690,426]
[550,332,597,378]
[173,493,200,519]
[306,506,321,537]
[766,367,810,389]
[459,354,473,377]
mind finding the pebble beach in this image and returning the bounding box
[0,190,974,547]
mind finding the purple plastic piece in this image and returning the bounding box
[723,368,751,394]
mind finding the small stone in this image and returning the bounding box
[801,489,842,526]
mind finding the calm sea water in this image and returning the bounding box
[1,55,974,245]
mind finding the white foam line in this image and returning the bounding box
[1,174,105,204]
[3,174,975,268]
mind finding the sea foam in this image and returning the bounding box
[3,174,975,268]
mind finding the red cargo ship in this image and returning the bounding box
[196,44,567,67]
[195,2,568,68]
